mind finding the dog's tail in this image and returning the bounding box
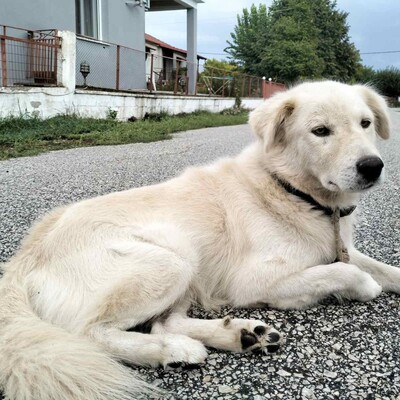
[0,277,157,400]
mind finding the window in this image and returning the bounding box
[76,0,101,39]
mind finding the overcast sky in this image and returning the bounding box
[145,0,400,71]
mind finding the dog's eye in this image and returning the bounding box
[311,126,330,137]
[361,119,371,128]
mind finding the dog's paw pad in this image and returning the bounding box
[254,325,267,336]
[266,344,281,353]
[268,331,281,343]
[240,329,258,349]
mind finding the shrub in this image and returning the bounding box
[374,67,400,98]
[354,65,377,85]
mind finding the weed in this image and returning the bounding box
[106,108,118,120]
[234,95,242,109]
[143,111,169,121]
[220,106,248,116]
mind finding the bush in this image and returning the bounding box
[374,67,400,98]
[354,65,377,84]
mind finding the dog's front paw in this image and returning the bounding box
[343,269,382,302]
[240,325,283,354]
[223,317,284,354]
[356,272,382,301]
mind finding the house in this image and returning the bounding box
[2,0,204,93]
[145,33,206,90]
[1,0,265,120]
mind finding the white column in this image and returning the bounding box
[58,30,76,92]
[187,7,197,95]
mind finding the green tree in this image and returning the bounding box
[225,4,269,76]
[225,0,360,83]
[308,0,360,81]
[202,58,238,77]
[262,1,325,81]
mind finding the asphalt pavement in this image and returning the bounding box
[0,110,399,400]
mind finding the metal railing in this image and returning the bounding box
[263,80,286,98]
[0,25,60,87]
[146,53,265,98]
[198,70,265,98]
[76,34,266,98]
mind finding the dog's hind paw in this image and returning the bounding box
[161,334,208,368]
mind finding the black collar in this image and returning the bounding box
[273,175,357,218]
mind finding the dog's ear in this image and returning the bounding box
[249,92,295,152]
[354,84,391,140]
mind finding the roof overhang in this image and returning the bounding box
[148,0,204,11]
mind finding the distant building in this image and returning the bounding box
[145,33,206,88]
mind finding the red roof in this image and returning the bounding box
[145,33,206,59]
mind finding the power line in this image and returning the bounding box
[198,51,229,56]
[361,50,400,55]
[200,50,400,57]
[145,16,238,25]
[198,50,400,57]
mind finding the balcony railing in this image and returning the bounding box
[0,25,60,87]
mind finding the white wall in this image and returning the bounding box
[0,87,262,120]
[2,0,75,32]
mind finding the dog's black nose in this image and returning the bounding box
[356,156,384,182]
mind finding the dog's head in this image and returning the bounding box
[249,81,391,193]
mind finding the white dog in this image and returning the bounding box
[1,81,399,400]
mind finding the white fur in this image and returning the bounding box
[1,81,398,399]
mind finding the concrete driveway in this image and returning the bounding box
[1,111,399,399]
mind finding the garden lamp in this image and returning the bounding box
[80,61,90,86]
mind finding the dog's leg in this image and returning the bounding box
[266,262,382,309]
[152,313,283,354]
[85,269,208,368]
[84,224,207,368]
[231,261,382,309]
[88,322,207,368]
[349,248,400,293]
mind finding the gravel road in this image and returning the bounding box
[0,110,399,400]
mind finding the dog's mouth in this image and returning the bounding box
[327,180,377,193]
[353,181,377,192]
[362,182,375,189]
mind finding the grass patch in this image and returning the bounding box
[0,110,249,160]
